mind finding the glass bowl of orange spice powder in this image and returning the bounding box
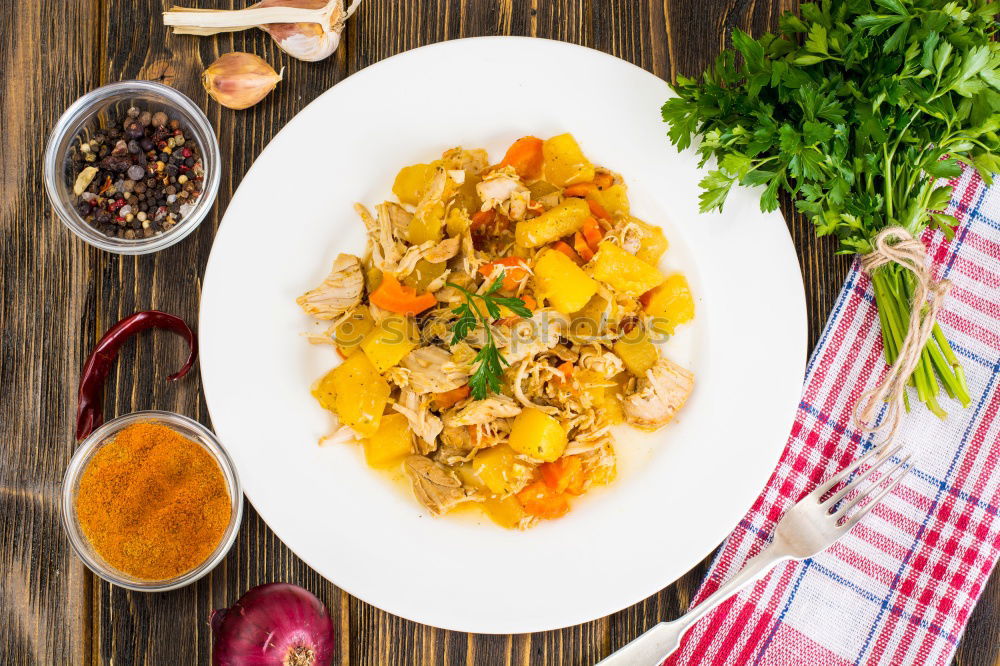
[61,411,243,590]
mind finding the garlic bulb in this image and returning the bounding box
[203,52,283,110]
[164,0,361,63]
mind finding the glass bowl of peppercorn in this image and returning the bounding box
[44,80,221,254]
[61,411,243,591]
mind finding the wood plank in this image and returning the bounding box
[1,0,997,663]
[0,0,103,663]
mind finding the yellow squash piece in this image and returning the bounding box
[482,495,528,529]
[542,133,595,186]
[363,413,413,469]
[472,444,532,495]
[591,241,665,296]
[534,248,598,314]
[644,274,695,336]
[360,315,420,373]
[324,352,391,437]
[508,408,568,462]
[333,307,375,355]
[393,163,437,206]
[514,198,590,248]
[614,330,660,376]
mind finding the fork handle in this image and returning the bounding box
[598,545,790,666]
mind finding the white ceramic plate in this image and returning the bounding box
[200,37,806,634]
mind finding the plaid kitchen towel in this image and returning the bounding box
[666,166,1000,666]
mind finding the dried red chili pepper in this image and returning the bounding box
[76,311,198,440]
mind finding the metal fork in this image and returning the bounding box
[598,442,913,666]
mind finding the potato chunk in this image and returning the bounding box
[514,198,590,248]
[534,249,598,314]
[472,444,532,495]
[590,183,629,218]
[333,306,375,355]
[482,495,529,529]
[591,241,665,296]
[542,133,595,186]
[324,352,391,437]
[364,413,413,469]
[360,316,420,373]
[393,163,436,206]
[614,330,660,376]
[508,408,567,462]
[644,274,695,336]
[629,218,669,265]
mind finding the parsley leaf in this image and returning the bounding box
[446,271,531,400]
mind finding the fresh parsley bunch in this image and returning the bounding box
[662,0,998,417]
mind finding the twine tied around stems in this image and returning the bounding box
[854,227,951,443]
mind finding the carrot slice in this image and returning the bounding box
[521,294,537,311]
[471,209,495,230]
[479,257,529,291]
[517,481,570,519]
[582,217,604,251]
[540,456,586,495]
[556,361,574,383]
[551,240,582,264]
[563,182,598,197]
[586,198,611,221]
[499,136,544,180]
[432,385,470,410]
[594,171,614,190]
[573,232,595,262]
[369,273,437,315]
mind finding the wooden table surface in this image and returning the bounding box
[2,1,998,664]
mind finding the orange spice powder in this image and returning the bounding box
[75,421,232,581]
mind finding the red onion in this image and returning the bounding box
[211,583,335,666]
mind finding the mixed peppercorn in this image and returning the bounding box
[68,106,204,239]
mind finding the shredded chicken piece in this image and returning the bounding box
[383,201,412,236]
[512,359,558,414]
[358,203,404,273]
[396,240,437,277]
[477,167,532,221]
[318,423,362,447]
[404,455,469,515]
[296,253,364,320]
[622,357,695,428]
[502,311,569,364]
[401,346,469,394]
[393,389,442,453]
[444,395,521,426]
[384,366,411,388]
[578,346,626,379]
[423,235,461,263]
[440,425,474,452]
[616,219,645,254]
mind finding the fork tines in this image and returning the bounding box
[812,441,914,530]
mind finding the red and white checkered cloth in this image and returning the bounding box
[666,166,1000,666]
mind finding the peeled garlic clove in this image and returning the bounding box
[265,19,341,63]
[202,52,283,110]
